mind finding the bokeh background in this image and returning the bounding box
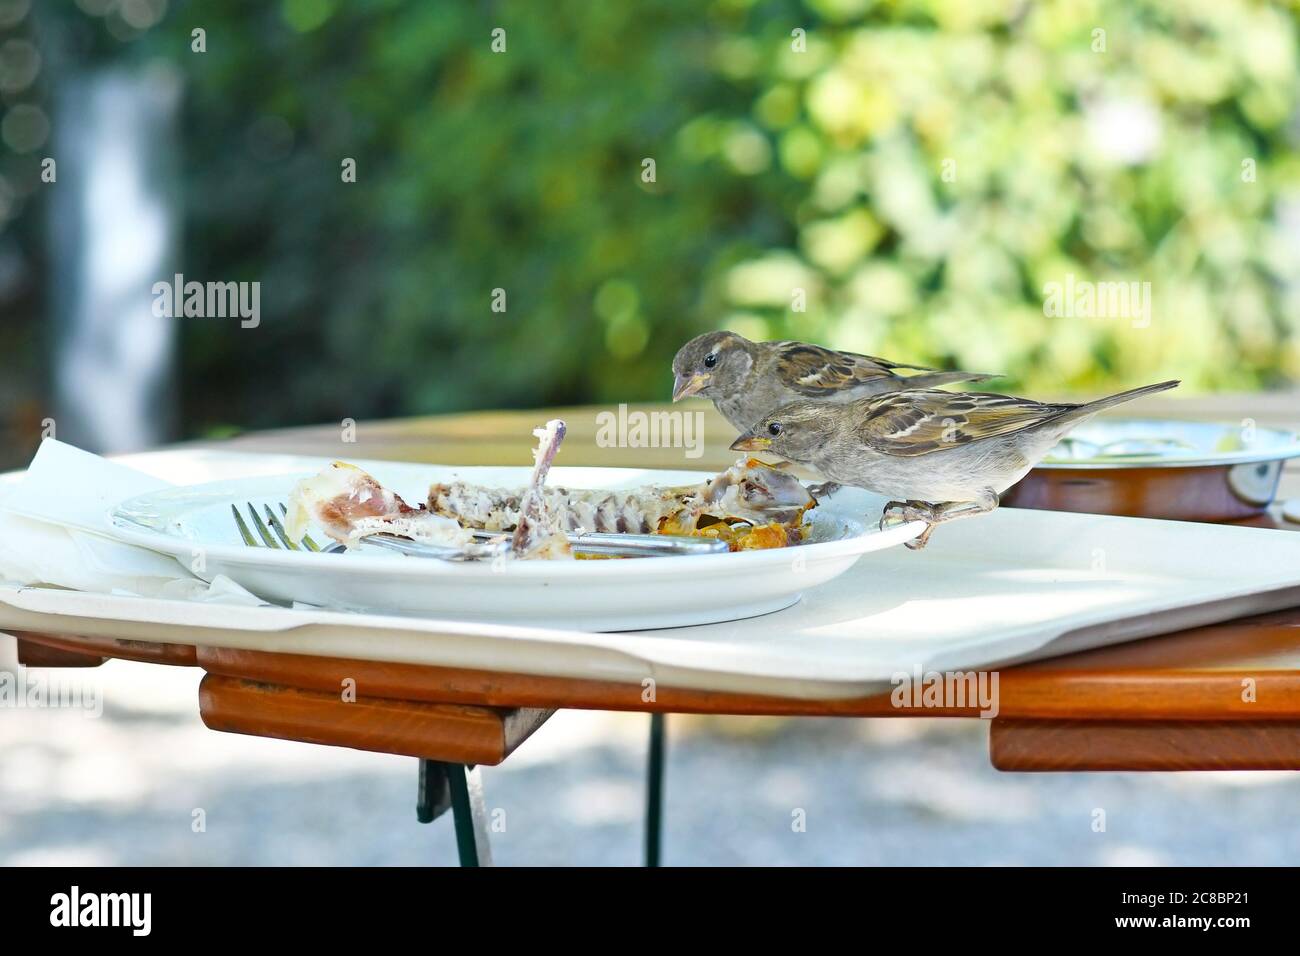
[1,0,1298,469]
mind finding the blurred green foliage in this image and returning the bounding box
[705,0,1300,395]
[152,0,787,433]
[19,0,1300,439]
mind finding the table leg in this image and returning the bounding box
[415,757,451,823]
[416,759,492,866]
[448,764,493,867]
[645,712,666,867]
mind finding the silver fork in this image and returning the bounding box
[233,502,474,560]
[232,502,729,558]
[231,503,324,552]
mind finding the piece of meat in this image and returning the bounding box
[285,460,479,551]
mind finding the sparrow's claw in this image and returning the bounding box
[879,500,910,531]
[904,523,937,550]
[807,481,841,500]
[880,501,938,548]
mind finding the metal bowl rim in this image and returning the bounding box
[1036,419,1300,470]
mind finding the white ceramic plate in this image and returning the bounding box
[107,462,922,631]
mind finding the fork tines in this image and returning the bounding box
[232,503,321,552]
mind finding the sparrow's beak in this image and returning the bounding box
[730,434,771,452]
[672,372,710,402]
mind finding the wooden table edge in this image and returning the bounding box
[9,629,1300,720]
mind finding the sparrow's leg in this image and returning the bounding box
[929,490,999,524]
[902,490,999,551]
[806,481,841,500]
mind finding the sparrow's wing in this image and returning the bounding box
[771,342,933,397]
[855,391,1070,457]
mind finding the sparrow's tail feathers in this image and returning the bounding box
[902,370,999,390]
[1061,379,1180,424]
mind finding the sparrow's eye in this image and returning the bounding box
[767,422,783,437]
[703,353,718,369]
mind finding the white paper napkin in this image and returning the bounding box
[0,439,265,604]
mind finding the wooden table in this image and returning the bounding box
[11,396,1300,865]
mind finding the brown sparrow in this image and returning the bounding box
[730,380,1180,549]
[671,331,996,432]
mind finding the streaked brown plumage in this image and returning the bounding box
[671,331,997,432]
[730,379,1181,549]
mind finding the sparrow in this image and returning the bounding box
[730,379,1180,550]
[671,331,997,433]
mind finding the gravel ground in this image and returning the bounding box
[3,639,1298,866]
